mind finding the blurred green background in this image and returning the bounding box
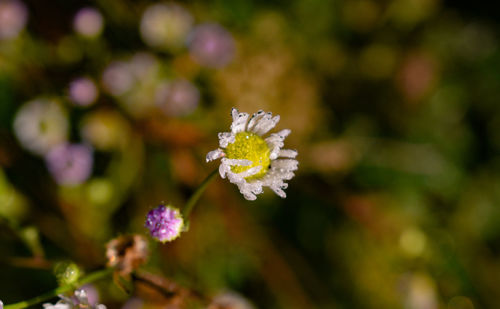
[1,0,500,308]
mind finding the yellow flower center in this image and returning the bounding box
[225,132,271,180]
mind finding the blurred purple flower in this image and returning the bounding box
[69,77,98,106]
[188,23,235,68]
[0,0,28,40]
[155,79,199,116]
[121,298,143,309]
[73,7,104,38]
[79,284,99,306]
[43,289,105,309]
[145,205,183,242]
[45,143,93,186]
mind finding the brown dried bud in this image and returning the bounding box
[208,291,256,309]
[106,234,148,275]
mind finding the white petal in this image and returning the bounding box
[248,181,264,195]
[237,183,258,200]
[276,129,291,139]
[218,132,235,148]
[279,149,298,158]
[231,107,239,121]
[272,187,286,198]
[262,166,295,184]
[265,129,291,146]
[236,166,261,178]
[206,149,225,162]
[231,112,249,133]
[43,303,70,309]
[249,112,271,134]
[227,170,245,184]
[252,113,280,135]
[271,159,299,171]
[260,115,280,135]
[75,290,89,304]
[242,190,257,200]
[219,162,230,178]
[222,158,252,166]
[266,129,292,159]
[270,149,280,160]
[246,110,265,132]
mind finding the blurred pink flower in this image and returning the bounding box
[188,23,235,68]
[101,61,134,96]
[155,79,199,116]
[73,7,104,38]
[69,77,98,106]
[0,0,28,40]
[79,284,100,306]
[45,143,93,186]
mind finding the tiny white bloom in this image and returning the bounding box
[207,108,298,200]
[43,289,106,309]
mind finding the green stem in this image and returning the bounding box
[182,168,219,218]
[4,268,113,309]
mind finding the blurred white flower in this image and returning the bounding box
[13,99,68,155]
[139,3,193,51]
[209,291,256,309]
[43,289,106,309]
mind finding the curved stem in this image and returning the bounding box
[182,168,219,218]
[4,268,113,309]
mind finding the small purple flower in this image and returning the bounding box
[188,23,235,68]
[145,205,183,242]
[0,299,3,309]
[46,143,93,186]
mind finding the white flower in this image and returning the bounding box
[43,290,106,309]
[13,99,68,155]
[206,108,298,200]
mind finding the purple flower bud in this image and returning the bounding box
[145,205,183,242]
[45,143,93,186]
